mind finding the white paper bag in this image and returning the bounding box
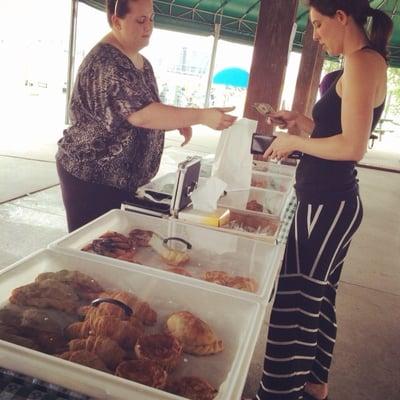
[212,118,257,191]
[191,176,227,212]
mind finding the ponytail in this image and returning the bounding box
[367,8,393,61]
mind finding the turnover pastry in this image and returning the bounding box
[167,376,218,400]
[165,311,223,356]
[135,333,182,371]
[115,360,167,389]
[203,271,258,293]
[59,349,110,373]
[68,336,125,370]
[35,270,103,300]
[9,279,80,314]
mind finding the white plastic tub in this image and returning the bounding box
[218,188,286,218]
[251,171,293,193]
[252,160,296,177]
[49,209,280,301]
[0,249,264,400]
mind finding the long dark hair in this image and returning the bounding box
[307,0,393,61]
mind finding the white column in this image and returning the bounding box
[65,0,79,125]
[204,23,221,107]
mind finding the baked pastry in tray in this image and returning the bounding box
[134,333,182,371]
[68,336,126,370]
[165,311,223,356]
[167,376,218,400]
[203,270,258,293]
[59,349,110,373]
[115,359,168,389]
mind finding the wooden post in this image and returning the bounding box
[244,0,299,135]
[292,20,325,119]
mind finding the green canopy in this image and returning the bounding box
[80,0,400,68]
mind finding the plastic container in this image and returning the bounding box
[218,188,286,218]
[49,209,280,301]
[252,160,296,177]
[0,249,264,400]
[251,171,293,193]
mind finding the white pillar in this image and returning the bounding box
[65,0,79,125]
[204,23,221,108]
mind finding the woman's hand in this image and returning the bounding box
[178,127,192,146]
[201,107,237,130]
[263,133,299,161]
[266,110,299,130]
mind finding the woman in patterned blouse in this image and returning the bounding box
[56,0,237,232]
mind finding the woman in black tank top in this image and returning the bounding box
[252,2,393,400]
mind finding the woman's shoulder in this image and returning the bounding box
[348,47,387,70]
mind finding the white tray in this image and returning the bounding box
[252,160,296,177]
[251,171,294,193]
[49,209,280,302]
[218,188,286,218]
[0,249,264,400]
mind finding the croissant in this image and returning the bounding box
[66,316,144,350]
[165,311,223,356]
[97,291,157,326]
[115,360,167,389]
[135,334,182,371]
[68,336,125,370]
[59,350,110,373]
[167,376,218,400]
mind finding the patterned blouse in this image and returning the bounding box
[56,43,165,193]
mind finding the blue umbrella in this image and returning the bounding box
[212,67,249,88]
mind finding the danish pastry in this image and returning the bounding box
[135,333,182,371]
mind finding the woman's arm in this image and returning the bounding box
[127,102,236,131]
[266,51,385,161]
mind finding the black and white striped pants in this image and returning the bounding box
[256,194,363,400]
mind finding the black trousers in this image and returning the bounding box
[257,194,363,400]
[56,160,133,232]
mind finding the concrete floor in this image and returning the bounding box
[0,156,399,400]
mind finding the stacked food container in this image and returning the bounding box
[0,151,297,400]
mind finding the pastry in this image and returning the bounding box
[203,271,258,293]
[65,315,144,350]
[9,279,80,314]
[59,349,110,373]
[128,229,153,246]
[167,376,218,400]
[85,290,157,326]
[165,311,223,356]
[115,360,167,389]
[35,270,103,300]
[68,336,125,370]
[135,333,182,371]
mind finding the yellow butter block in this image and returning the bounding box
[178,207,230,227]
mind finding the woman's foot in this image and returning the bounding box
[304,382,328,400]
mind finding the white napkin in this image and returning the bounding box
[191,176,227,212]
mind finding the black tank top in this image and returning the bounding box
[295,68,384,201]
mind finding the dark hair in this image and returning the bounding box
[306,0,393,60]
[106,0,137,26]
